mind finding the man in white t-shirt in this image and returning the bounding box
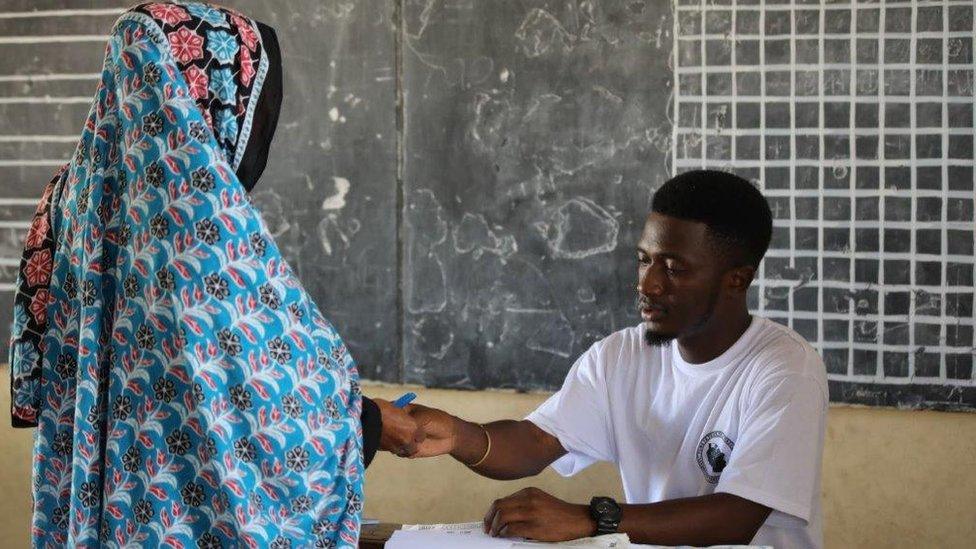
[404,170,828,548]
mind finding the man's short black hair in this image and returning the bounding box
[651,169,772,268]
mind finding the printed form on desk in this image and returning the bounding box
[386,522,771,549]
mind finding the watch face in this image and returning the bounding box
[591,496,622,526]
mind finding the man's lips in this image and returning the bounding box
[638,298,667,321]
[641,307,667,321]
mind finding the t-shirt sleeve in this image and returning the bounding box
[525,342,616,477]
[716,370,827,525]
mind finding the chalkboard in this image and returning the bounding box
[400,0,672,389]
[3,1,974,410]
[674,0,976,411]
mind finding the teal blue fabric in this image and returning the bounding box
[9,4,364,547]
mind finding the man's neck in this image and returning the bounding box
[676,308,753,364]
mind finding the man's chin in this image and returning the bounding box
[643,327,676,347]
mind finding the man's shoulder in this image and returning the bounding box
[577,324,656,375]
[589,323,648,356]
[746,317,828,394]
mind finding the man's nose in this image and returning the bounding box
[638,264,666,296]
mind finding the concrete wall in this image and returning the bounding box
[2,381,974,548]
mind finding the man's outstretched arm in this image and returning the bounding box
[406,404,566,480]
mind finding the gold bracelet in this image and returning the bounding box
[466,424,491,468]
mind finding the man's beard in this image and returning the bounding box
[636,295,678,347]
[644,329,676,347]
[637,284,721,348]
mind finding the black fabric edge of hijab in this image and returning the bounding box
[236,21,282,192]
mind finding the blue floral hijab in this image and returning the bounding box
[9,3,364,547]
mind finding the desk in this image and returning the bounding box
[359,523,399,548]
[357,524,764,548]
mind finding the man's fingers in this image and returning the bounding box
[490,506,531,537]
[482,488,559,539]
[484,497,514,534]
[490,504,506,537]
[483,500,499,534]
[485,494,531,537]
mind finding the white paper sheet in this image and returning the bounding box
[386,522,772,549]
[388,522,630,549]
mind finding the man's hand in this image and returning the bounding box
[373,398,425,457]
[405,404,459,458]
[483,487,595,542]
[402,407,565,481]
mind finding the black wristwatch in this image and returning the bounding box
[589,496,622,536]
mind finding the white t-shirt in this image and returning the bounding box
[526,316,828,549]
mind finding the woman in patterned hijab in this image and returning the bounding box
[9,3,373,547]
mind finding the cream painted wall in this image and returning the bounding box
[1,380,974,548]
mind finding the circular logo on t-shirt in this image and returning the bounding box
[696,431,734,484]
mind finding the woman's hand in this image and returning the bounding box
[373,398,426,457]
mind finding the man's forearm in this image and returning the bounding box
[617,493,771,546]
[449,418,565,480]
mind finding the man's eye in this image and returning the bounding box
[637,256,650,264]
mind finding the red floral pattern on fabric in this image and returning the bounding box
[10,172,58,426]
[167,26,204,63]
[146,3,189,26]
[239,46,255,87]
[231,14,259,51]
[136,2,266,167]
[24,249,52,288]
[29,288,50,325]
[24,213,49,249]
[184,64,209,99]
[11,403,35,425]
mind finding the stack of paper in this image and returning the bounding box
[387,522,630,548]
[385,521,772,549]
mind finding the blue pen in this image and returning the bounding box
[392,392,417,408]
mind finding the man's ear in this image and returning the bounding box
[724,265,756,294]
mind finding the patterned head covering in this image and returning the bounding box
[9,3,363,547]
